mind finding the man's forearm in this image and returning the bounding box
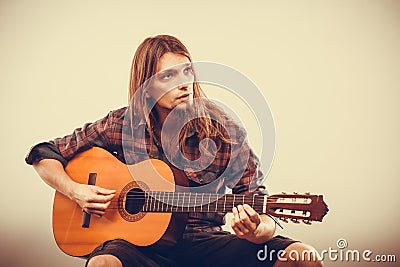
[33,158,78,199]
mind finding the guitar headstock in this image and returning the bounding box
[266,192,328,225]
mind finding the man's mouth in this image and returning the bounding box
[177,93,192,100]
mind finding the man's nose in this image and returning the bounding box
[178,84,190,91]
[177,69,194,84]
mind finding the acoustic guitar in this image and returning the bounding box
[52,147,328,257]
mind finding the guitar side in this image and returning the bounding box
[52,147,181,257]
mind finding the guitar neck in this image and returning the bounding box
[139,192,266,213]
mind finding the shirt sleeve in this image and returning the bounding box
[25,141,69,166]
[25,108,126,167]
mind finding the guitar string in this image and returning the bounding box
[79,191,307,211]
[84,190,307,202]
[89,201,307,214]
[104,197,279,203]
[104,194,304,201]
[101,192,281,199]
[94,205,271,211]
[99,198,312,213]
[91,200,284,211]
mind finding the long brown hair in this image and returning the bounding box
[129,34,231,152]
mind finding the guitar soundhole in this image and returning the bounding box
[118,181,149,222]
[125,188,145,215]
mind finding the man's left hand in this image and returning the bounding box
[231,204,275,244]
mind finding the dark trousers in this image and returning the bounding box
[85,230,297,267]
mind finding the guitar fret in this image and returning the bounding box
[160,193,164,212]
[193,192,197,212]
[181,192,185,212]
[148,192,152,212]
[201,193,204,212]
[155,193,158,212]
[148,192,152,211]
[156,192,159,212]
[161,192,164,211]
[187,193,190,211]
[144,192,148,211]
[158,192,162,212]
[147,192,151,211]
[163,192,166,212]
[151,192,154,212]
[223,195,226,212]
[225,195,233,212]
[175,192,179,212]
[166,192,170,212]
[153,192,157,212]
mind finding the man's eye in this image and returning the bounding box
[184,66,193,74]
[161,72,173,80]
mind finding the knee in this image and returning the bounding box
[275,242,323,267]
[87,255,122,267]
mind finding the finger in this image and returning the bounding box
[94,186,117,195]
[231,219,246,236]
[232,206,240,225]
[237,205,251,225]
[86,208,105,217]
[231,223,244,236]
[238,205,257,231]
[84,201,111,212]
[243,204,261,224]
[89,192,116,203]
[101,193,116,203]
[235,205,251,234]
[232,207,247,235]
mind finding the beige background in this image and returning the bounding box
[1,0,399,266]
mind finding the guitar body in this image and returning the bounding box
[52,147,188,257]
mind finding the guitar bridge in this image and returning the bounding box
[82,173,97,228]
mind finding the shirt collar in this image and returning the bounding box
[128,110,197,138]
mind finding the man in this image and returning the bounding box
[26,34,322,267]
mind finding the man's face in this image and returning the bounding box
[147,52,194,111]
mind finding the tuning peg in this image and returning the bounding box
[302,219,311,225]
[282,191,287,194]
[291,218,300,224]
[305,192,310,195]
[280,217,288,223]
[293,192,298,194]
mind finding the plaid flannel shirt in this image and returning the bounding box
[26,107,267,229]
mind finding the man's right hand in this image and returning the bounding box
[70,183,116,217]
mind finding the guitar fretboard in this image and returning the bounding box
[137,192,266,213]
